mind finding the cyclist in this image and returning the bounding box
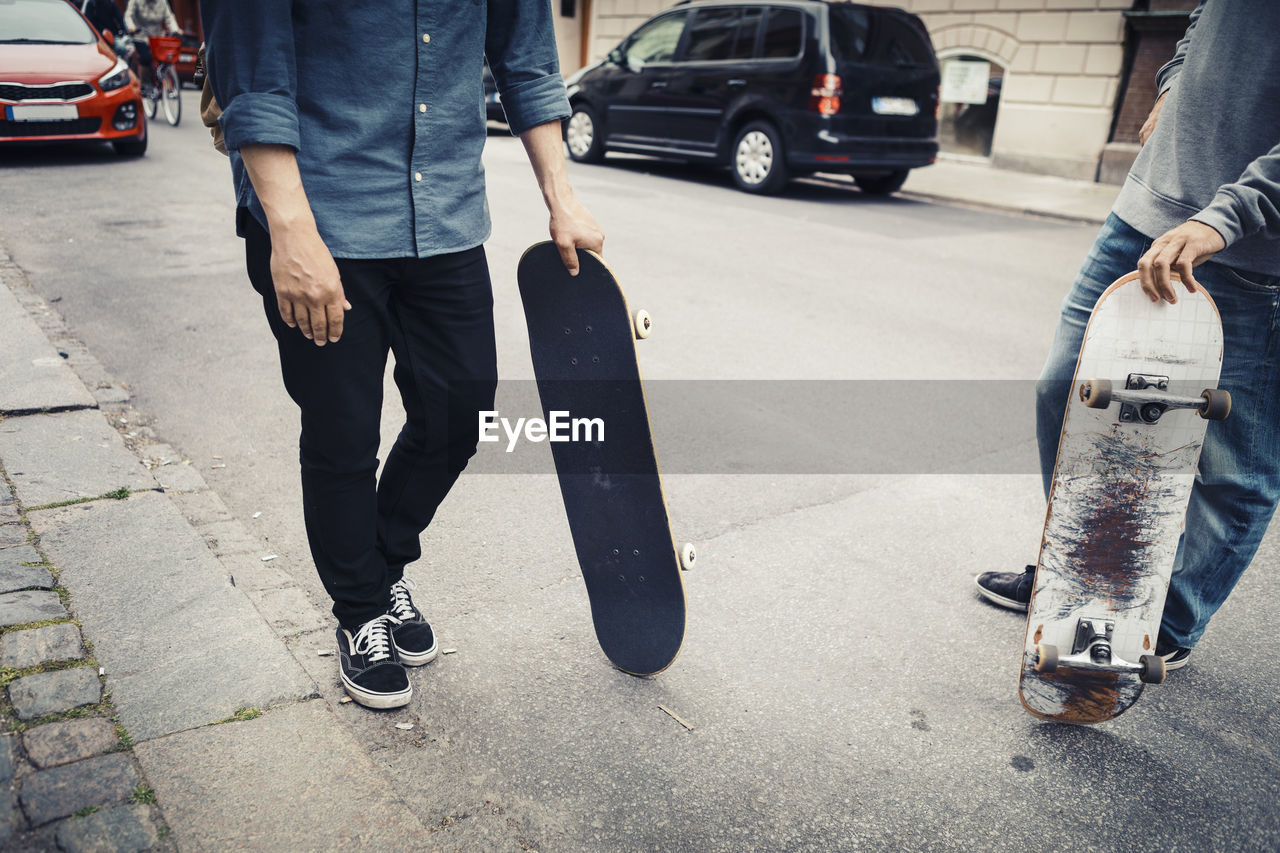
[123,0,179,88]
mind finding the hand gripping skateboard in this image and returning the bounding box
[517,242,694,676]
[1020,272,1230,724]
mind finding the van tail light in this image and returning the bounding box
[809,74,842,116]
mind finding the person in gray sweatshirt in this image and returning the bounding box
[976,0,1280,670]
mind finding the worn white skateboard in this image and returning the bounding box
[1020,271,1229,724]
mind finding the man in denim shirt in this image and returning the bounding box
[202,1,604,709]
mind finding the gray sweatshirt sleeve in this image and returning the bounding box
[1155,2,1204,95]
[1191,141,1280,248]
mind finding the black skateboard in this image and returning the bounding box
[516,242,692,676]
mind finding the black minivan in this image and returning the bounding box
[563,0,940,195]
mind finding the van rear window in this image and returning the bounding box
[830,7,934,67]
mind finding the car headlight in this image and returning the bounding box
[99,59,131,92]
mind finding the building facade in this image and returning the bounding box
[568,0,1195,183]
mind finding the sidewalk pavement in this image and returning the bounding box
[901,156,1119,225]
[0,163,1115,850]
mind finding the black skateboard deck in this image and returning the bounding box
[516,242,689,676]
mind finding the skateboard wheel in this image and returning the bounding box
[1199,388,1231,421]
[1081,378,1111,409]
[1139,654,1166,684]
[679,542,695,572]
[633,309,652,340]
[1033,643,1058,673]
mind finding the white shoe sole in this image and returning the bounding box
[340,672,412,709]
[974,575,1030,612]
[396,637,438,667]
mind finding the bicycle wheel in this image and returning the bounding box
[159,64,181,126]
[141,79,157,120]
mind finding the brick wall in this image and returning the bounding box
[1109,5,1195,144]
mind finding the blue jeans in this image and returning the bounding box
[1036,214,1280,648]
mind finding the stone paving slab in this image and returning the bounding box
[135,699,431,850]
[10,666,102,720]
[245,586,328,638]
[0,525,26,549]
[29,492,316,741]
[0,504,18,524]
[54,803,160,853]
[0,735,13,785]
[0,562,54,594]
[0,590,67,628]
[0,790,17,846]
[24,719,119,770]
[0,410,156,508]
[18,753,139,827]
[0,623,85,670]
[0,544,41,569]
[0,277,96,414]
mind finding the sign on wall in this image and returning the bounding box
[941,59,991,105]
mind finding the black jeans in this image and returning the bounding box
[244,216,497,629]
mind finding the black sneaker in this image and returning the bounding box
[337,616,411,709]
[975,565,1036,612]
[387,577,438,667]
[1156,638,1192,671]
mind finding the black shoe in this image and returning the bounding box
[975,565,1036,612]
[1155,638,1192,671]
[337,616,411,709]
[387,577,438,667]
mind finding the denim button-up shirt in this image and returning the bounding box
[201,1,570,259]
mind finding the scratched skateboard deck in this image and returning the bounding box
[517,242,690,676]
[1020,271,1229,724]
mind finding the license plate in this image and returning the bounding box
[180,53,196,62]
[487,92,501,103]
[7,104,79,121]
[872,97,919,117]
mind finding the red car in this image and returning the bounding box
[0,0,147,156]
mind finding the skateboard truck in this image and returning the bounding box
[1079,374,1231,423]
[1033,617,1166,684]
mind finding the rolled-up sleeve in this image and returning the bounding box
[200,0,300,152]
[485,0,570,135]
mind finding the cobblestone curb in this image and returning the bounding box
[0,477,173,852]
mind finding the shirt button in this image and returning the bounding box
[422,33,430,43]
[414,172,423,182]
[419,104,427,113]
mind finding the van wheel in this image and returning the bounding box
[732,121,789,195]
[566,104,605,164]
[855,170,909,195]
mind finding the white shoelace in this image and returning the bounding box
[351,615,400,663]
[389,577,418,622]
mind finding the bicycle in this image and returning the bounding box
[140,34,182,126]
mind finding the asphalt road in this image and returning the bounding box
[2,90,1277,851]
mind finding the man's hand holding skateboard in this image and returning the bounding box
[522,120,605,275]
[1137,221,1226,304]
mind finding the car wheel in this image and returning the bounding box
[565,104,605,164]
[854,170,909,195]
[731,121,789,195]
[112,125,148,157]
